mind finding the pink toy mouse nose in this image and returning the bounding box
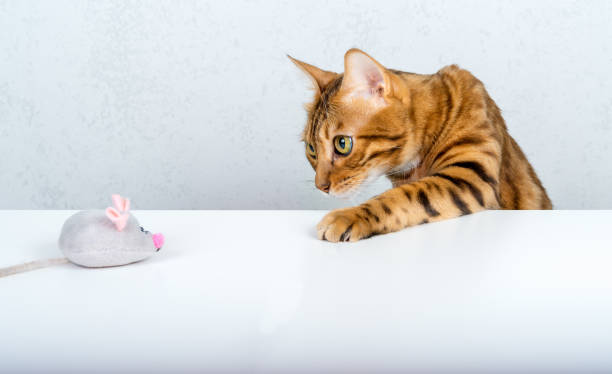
[152,233,164,250]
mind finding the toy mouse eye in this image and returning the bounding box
[334,136,352,155]
[306,143,316,158]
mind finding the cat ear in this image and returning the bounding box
[340,48,392,104]
[288,55,338,95]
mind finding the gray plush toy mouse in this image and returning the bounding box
[0,194,164,277]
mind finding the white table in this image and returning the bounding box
[1,210,611,373]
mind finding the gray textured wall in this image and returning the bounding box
[1,0,611,209]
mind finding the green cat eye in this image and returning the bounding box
[334,135,353,155]
[306,143,316,158]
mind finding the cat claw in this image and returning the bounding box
[317,208,371,242]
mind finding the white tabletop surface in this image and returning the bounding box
[1,210,611,373]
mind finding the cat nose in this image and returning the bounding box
[315,167,331,194]
[316,181,330,193]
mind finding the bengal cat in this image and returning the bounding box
[290,49,552,242]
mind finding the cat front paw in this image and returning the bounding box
[316,207,373,242]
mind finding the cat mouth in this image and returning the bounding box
[330,169,387,198]
[330,178,365,198]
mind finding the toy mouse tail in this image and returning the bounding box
[0,257,69,278]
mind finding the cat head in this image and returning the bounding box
[290,49,421,197]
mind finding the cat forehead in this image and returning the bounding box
[306,104,372,144]
[304,77,372,142]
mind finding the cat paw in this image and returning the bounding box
[317,207,372,242]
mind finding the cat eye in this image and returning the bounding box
[306,143,316,158]
[334,136,353,155]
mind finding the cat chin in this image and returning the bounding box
[329,188,359,199]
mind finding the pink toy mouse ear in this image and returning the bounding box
[111,194,130,213]
[105,207,129,231]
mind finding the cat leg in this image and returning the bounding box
[317,161,500,242]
